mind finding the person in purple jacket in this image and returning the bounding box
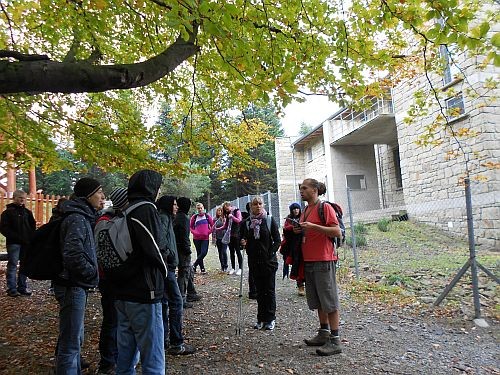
[190,203,214,274]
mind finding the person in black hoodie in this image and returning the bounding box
[157,195,196,356]
[0,189,36,297]
[112,169,168,375]
[53,177,104,374]
[174,197,200,307]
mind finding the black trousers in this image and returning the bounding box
[248,258,278,323]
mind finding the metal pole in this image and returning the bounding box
[465,177,481,319]
[347,187,359,279]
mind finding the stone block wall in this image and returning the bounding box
[375,144,406,208]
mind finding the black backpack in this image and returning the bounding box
[20,216,66,280]
[318,201,346,248]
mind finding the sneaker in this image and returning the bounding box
[228,269,235,275]
[235,269,242,276]
[18,289,32,296]
[297,285,305,296]
[167,343,196,355]
[192,266,197,274]
[187,294,201,302]
[316,335,342,356]
[304,329,331,346]
[200,269,207,275]
[7,290,20,297]
[264,320,275,331]
[254,321,264,329]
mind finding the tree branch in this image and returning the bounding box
[0,29,199,94]
[0,50,50,61]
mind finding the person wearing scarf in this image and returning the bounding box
[240,196,281,331]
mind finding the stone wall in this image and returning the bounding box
[392,47,500,250]
[375,144,406,208]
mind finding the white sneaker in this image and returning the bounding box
[228,269,235,275]
[235,269,242,276]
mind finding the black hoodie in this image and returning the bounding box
[0,202,36,246]
[111,169,168,303]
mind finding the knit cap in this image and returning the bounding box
[289,202,301,211]
[109,188,128,210]
[74,177,102,199]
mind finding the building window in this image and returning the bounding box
[306,147,313,162]
[346,175,367,190]
[445,94,465,119]
[440,45,460,86]
[393,147,403,189]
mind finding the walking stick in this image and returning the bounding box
[236,245,245,336]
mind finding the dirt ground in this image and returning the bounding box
[0,222,498,374]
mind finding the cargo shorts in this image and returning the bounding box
[304,260,339,313]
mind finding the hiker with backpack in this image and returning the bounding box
[190,202,213,274]
[157,195,196,356]
[110,169,167,374]
[0,189,36,297]
[240,196,280,331]
[281,202,306,296]
[297,178,343,356]
[221,201,243,276]
[94,187,129,375]
[53,177,104,374]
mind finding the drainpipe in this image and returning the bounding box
[291,142,298,202]
[322,122,335,201]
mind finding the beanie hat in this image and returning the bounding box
[177,197,191,214]
[156,195,176,214]
[289,202,301,213]
[109,188,128,211]
[74,177,102,199]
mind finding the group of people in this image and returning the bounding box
[1,175,344,375]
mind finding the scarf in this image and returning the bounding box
[249,210,266,239]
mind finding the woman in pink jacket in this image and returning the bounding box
[190,203,214,274]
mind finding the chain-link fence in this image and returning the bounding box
[209,191,280,219]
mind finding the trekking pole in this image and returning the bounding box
[236,245,245,336]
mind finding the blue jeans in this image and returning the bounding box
[54,285,87,375]
[6,244,28,292]
[115,300,165,375]
[192,239,209,271]
[162,270,184,347]
[216,239,228,271]
[98,279,117,370]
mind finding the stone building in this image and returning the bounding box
[275,48,499,250]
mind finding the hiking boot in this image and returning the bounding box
[183,302,193,309]
[187,293,201,302]
[304,329,330,346]
[7,290,20,297]
[316,335,342,356]
[264,320,275,331]
[80,357,90,369]
[297,285,305,296]
[167,343,196,355]
[254,322,264,329]
[18,289,32,296]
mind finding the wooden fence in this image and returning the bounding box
[0,193,66,227]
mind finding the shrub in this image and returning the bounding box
[346,233,367,247]
[353,222,368,235]
[377,218,391,232]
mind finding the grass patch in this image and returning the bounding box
[377,218,391,232]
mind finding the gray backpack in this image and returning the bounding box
[95,201,155,272]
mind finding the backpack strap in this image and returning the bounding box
[318,201,326,225]
[123,201,156,215]
[266,215,272,232]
